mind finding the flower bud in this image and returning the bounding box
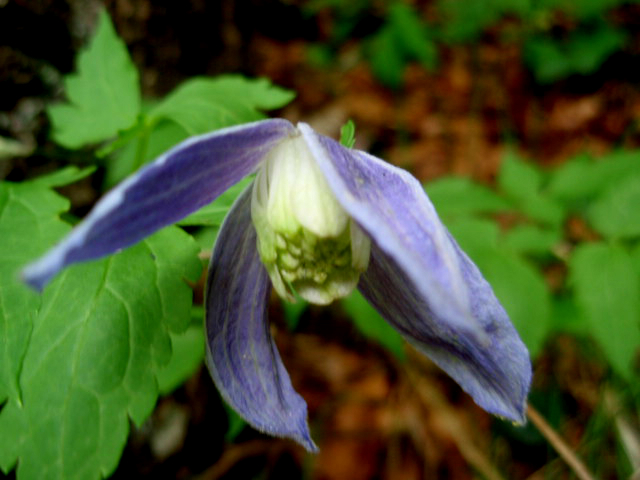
[251,133,370,305]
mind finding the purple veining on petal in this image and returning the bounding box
[359,242,530,422]
[298,122,530,421]
[23,119,295,290]
[205,183,317,452]
[298,123,483,339]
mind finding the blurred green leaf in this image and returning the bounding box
[447,217,500,251]
[105,120,188,187]
[569,242,640,380]
[388,3,438,69]
[550,296,588,334]
[539,0,624,20]
[426,176,510,218]
[282,296,308,330]
[341,290,405,359]
[449,218,552,357]
[178,176,254,227]
[631,243,640,277]
[524,23,628,84]
[437,0,530,43]
[588,173,640,239]
[547,150,640,203]
[30,166,96,188]
[223,405,246,442]
[0,178,201,479]
[149,76,295,136]
[498,150,543,201]
[498,150,565,227]
[367,25,406,88]
[340,119,356,148]
[503,224,561,255]
[48,9,140,148]
[519,195,565,227]
[367,4,437,88]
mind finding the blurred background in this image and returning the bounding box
[2,0,640,478]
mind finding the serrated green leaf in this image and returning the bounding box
[149,76,295,136]
[588,173,640,239]
[156,324,204,395]
[425,176,510,218]
[47,9,140,148]
[569,243,640,380]
[0,182,70,405]
[178,176,254,226]
[0,205,200,479]
[341,290,405,359]
[105,120,188,188]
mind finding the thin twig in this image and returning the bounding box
[527,404,597,480]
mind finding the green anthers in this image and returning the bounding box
[251,132,371,305]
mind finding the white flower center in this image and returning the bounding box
[250,133,370,305]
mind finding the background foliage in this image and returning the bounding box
[1,1,639,479]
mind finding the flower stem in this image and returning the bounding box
[527,404,596,480]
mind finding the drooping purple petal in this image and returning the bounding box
[299,123,483,337]
[205,183,317,452]
[298,123,530,421]
[359,243,530,421]
[23,119,296,290]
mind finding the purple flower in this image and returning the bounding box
[23,119,531,452]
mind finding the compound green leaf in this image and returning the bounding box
[0,182,70,405]
[569,242,640,380]
[104,120,188,188]
[47,9,140,148]
[0,194,201,479]
[149,76,295,136]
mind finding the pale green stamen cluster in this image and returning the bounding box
[251,131,370,305]
[275,228,351,284]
